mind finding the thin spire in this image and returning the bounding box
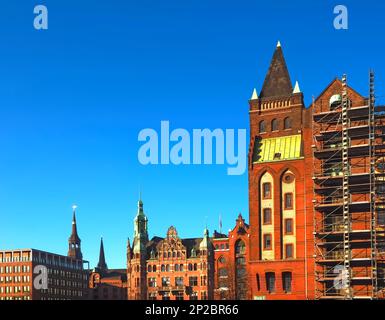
[69,205,80,241]
[277,40,281,47]
[97,237,108,270]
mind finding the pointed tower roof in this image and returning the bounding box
[200,227,211,250]
[69,205,81,242]
[97,237,108,270]
[260,42,293,99]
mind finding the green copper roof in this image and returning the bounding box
[253,134,302,163]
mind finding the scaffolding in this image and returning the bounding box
[312,72,385,299]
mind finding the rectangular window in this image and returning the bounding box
[175,277,184,287]
[263,234,272,250]
[263,208,272,225]
[189,276,198,287]
[284,219,294,235]
[148,277,157,287]
[266,273,275,293]
[262,183,272,199]
[284,193,293,209]
[285,244,294,259]
[161,277,170,287]
[283,272,292,293]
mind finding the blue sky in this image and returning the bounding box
[1,0,385,268]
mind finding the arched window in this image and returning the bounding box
[235,240,246,255]
[329,94,342,110]
[180,264,184,271]
[152,265,157,272]
[259,120,266,133]
[193,263,198,271]
[174,264,179,272]
[188,264,193,271]
[166,265,170,272]
[147,265,152,273]
[161,264,165,272]
[271,119,278,131]
[284,117,292,129]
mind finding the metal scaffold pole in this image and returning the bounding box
[341,74,352,299]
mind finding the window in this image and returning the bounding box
[329,94,342,110]
[266,272,276,293]
[236,257,246,265]
[263,208,272,225]
[284,117,292,129]
[285,244,294,259]
[263,234,272,250]
[262,183,272,199]
[218,256,226,264]
[282,272,292,293]
[180,264,184,272]
[271,119,278,131]
[176,292,184,300]
[174,264,179,272]
[189,276,198,286]
[235,240,246,255]
[284,193,293,209]
[161,277,170,287]
[190,292,198,300]
[259,120,266,133]
[175,277,184,286]
[285,219,294,235]
[161,265,165,272]
[148,277,157,287]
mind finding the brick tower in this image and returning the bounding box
[247,42,314,299]
[127,198,149,300]
[68,206,83,260]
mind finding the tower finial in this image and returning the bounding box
[277,40,281,48]
[293,81,301,93]
[250,88,258,100]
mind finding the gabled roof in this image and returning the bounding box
[260,44,293,99]
[312,78,365,105]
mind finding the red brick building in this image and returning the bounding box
[0,209,88,300]
[213,214,250,300]
[89,238,127,300]
[127,199,214,300]
[247,42,315,300]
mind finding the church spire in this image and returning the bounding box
[68,205,82,260]
[260,41,293,98]
[97,237,108,271]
